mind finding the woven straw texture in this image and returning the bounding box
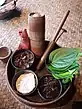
[0,0,82,109]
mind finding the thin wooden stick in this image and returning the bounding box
[53,10,70,41]
[36,10,70,70]
[55,28,67,42]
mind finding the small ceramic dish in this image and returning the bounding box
[11,49,35,70]
[12,70,38,96]
[38,75,62,100]
[0,46,12,63]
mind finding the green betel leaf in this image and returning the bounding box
[47,47,82,84]
[47,63,68,72]
[49,48,80,70]
[49,48,80,62]
[68,61,79,70]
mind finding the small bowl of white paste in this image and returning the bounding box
[12,70,38,96]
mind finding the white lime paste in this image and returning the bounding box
[16,73,35,94]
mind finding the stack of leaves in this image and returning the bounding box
[47,48,82,84]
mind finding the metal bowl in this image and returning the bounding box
[38,74,62,100]
[11,49,35,70]
[12,70,38,96]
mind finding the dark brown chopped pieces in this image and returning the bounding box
[14,51,34,69]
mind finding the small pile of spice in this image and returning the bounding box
[14,50,34,69]
[16,73,35,94]
[38,75,61,100]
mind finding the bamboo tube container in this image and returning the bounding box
[30,40,45,56]
[28,12,45,41]
[28,12,45,56]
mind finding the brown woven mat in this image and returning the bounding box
[0,0,82,108]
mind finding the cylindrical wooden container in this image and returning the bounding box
[28,12,45,41]
[30,39,45,57]
[28,12,45,56]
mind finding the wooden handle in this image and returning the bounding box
[53,10,70,41]
[37,41,55,70]
[36,10,70,70]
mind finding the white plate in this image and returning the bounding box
[0,0,6,6]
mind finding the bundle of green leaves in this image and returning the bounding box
[47,48,82,84]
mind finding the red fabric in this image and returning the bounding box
[18,29,30,50]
